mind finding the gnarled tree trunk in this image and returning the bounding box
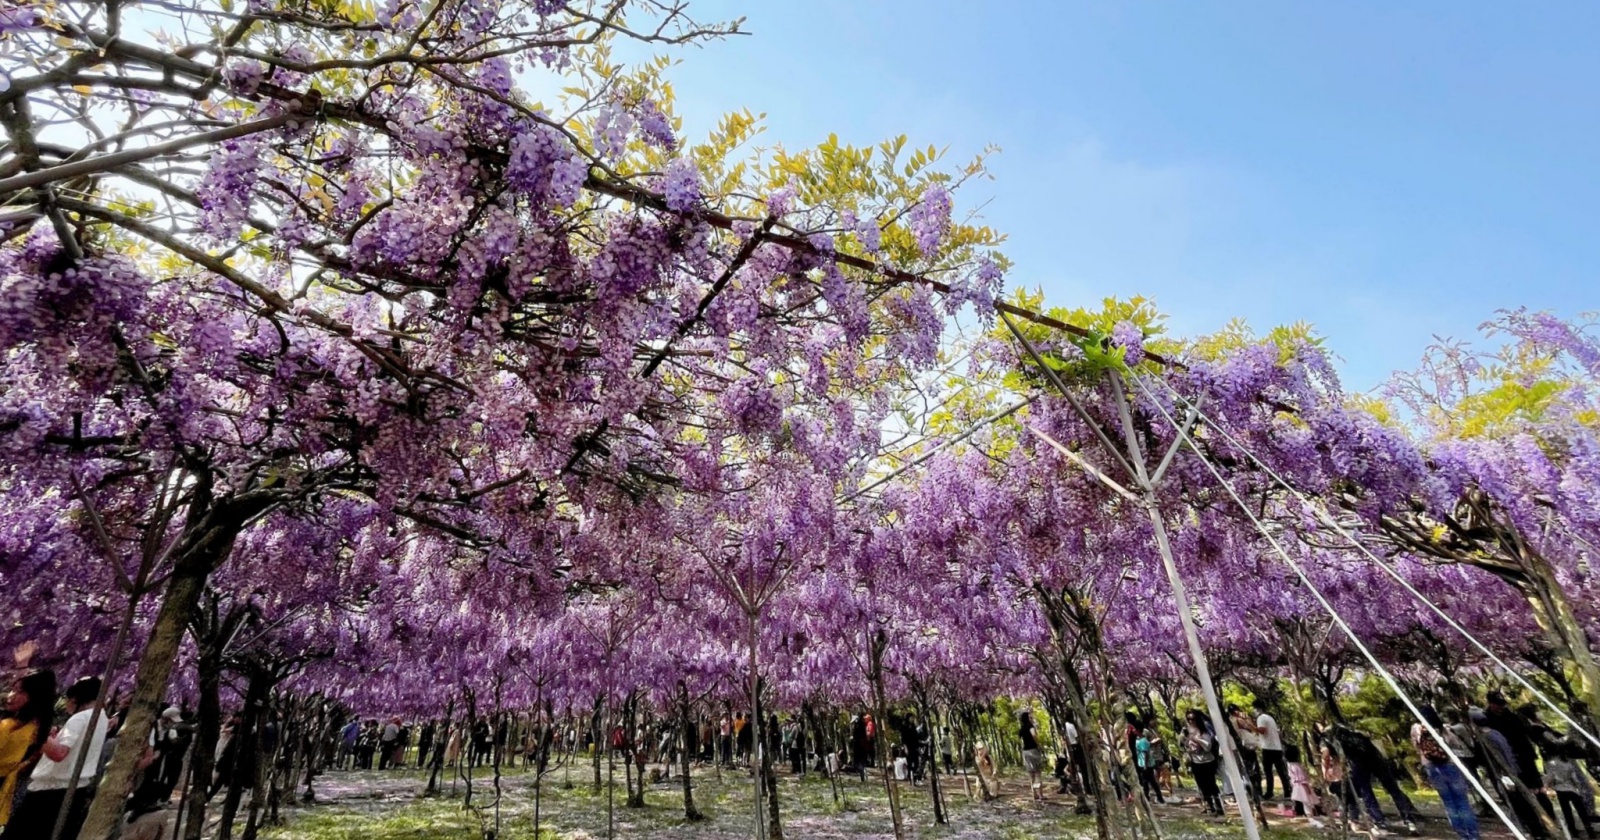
[677,682,703,821]
[80,487,271,840]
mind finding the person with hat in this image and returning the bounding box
[152,707,192,796]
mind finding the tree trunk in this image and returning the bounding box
[238,701,275,840]
[79,561,210,840]
[79,493,260,840]
[183,648,224,840]
[753,678,782,840]
[917,692,947,825]
[426,696,453,796]
[763,740,783,840]
[590,697,604,795]
[218,667,270,840]
[677,683,703,821]
[624,694,644,809]
[869,634,904,840]
[1065,665,1124,840]
[1520,560,1600,735]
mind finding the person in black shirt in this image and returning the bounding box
[1019,708,1044,801]
[1486,692,1542,788]
[417,720,436,770]
[1485,692,1558,838]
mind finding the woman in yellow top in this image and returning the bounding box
[0,669,57,827]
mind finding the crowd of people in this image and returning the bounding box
[0,656,274,839]
[3,648,1598,840]
[1123,693,1600,840]
[290,691,1598,840]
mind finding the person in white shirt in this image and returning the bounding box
[1254,698,1291,801]
[2,676,108,840]
[379,718,401,770]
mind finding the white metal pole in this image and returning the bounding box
[1108,372,1261,840]
[750,608,764,840]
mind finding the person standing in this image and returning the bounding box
[1285,745,1321,824]
[1019,708,1045,801]
[1413,706,1480,840]
[211,715,240,797]
[1320,742,1344,813]
[151,707,192,798]
[1486,692,1556,816]
[767,713,781,770]
[378,717,400,770]
[784,718,803,775]
[1183,710,1223,816]
[940,726,955,776]
[471,719,491,768]
[905,719,926,783]
[417,720,436,770]
[444,723,462,768]
[1544,740,1597,840]
[396,720,412,769]
[1061,715,1090,800]
[1331,721,1421,836]
[1135,726,1164,804]
[1228,704,1263,802]
[1476,704,1554,840]
[1254,699,1291,801]
[732,712,748,766]
[2,677,107,840]
[972,741,997,801]
[338,717,359,770]
[849,714,868,774]
[0,669,56,829]
[1151,724,1173,797]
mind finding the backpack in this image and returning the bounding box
[1416,728,1450,765]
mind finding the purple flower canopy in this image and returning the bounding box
[1,0,1594,747]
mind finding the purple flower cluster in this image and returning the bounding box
[0,3,44,35]
[378,0,420,29]
[593,102,634,159]
[1111,319,1145,365]
[944,255,1003,314]
[24,0,1597,764]
[506,121,586,207]
[221,60,266,96]
[196,136,264,239]
[907,183,952,256]
[659,157,700,212]
[0,235,147,382]
[765,183,797,218]
[634,99,676,150]
[478,56,515,97]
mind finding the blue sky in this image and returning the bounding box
[649,1,1598,391]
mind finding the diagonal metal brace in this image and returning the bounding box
[999,310,1139,483]
[1024,424,1140,503]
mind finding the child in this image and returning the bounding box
[1149,729,1173,796]
[1286,744,1323,825]
[1546,740,1598,840]
[1319,743,1343,821]
[1135,727,1165,804]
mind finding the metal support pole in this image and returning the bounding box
[750,609,765,840]
[1106,372,1261,840]
[1002,317,1261,839]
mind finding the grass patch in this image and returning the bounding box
[264,764,1347,840]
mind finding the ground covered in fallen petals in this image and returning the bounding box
[256,761,1518,839]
